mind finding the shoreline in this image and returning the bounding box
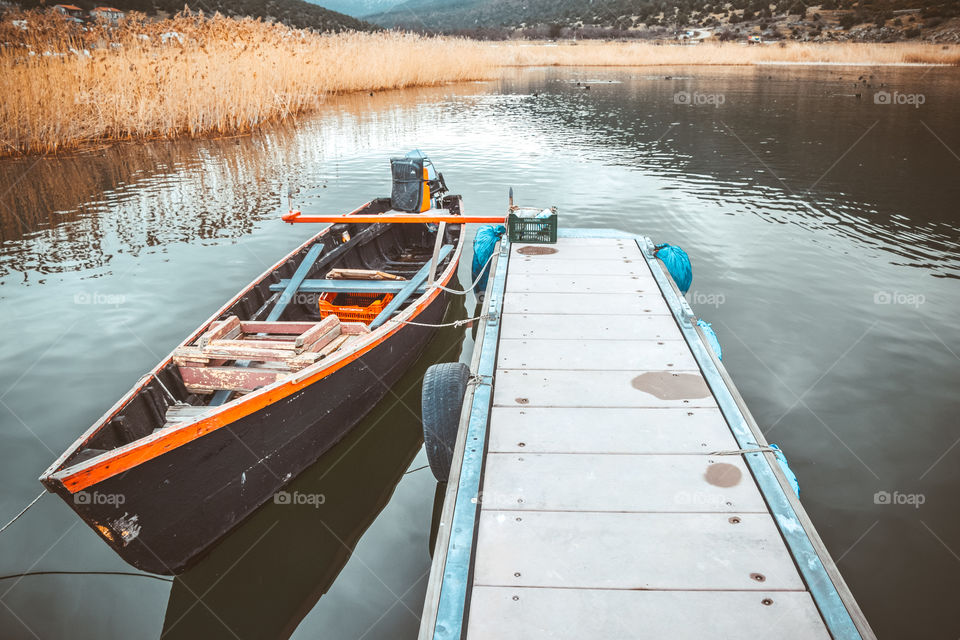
[754,60,951,66]
[2,14,958,157]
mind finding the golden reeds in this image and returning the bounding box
[1,10,957,156]
[0,11,498,155]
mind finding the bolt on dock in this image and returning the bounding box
[418,229,874,640]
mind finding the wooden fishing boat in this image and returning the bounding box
[39,164,476,573]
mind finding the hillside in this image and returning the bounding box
[369,0,960,42]
[14,0,370,31]
[309,0,401,18]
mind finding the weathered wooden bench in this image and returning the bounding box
[200,242,453,404]
[173,315,370,395]
[268,279,427,294]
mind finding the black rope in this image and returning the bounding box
[404,464,429,475]
[0,493,172,584]
[0,570,172,583]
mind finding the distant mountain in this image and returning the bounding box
[368,0,959,42]
[15,0,372,31]
[369,0,496,30]
[308,0,403,18]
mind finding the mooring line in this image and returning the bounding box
[0,570,172,583]
[0,491,45,534]
[404,464,430,475]
[0,493,174,584]
[432,251,495,296]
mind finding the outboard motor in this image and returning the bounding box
[390,150,448,212]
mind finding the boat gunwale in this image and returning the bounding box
[40,201,466,493]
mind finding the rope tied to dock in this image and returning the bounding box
[394,313,493,329]
[431,251,495,296]
[708,446,779,456]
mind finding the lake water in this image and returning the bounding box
[1,65,959,639]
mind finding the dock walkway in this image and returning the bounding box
[419,229,873,640]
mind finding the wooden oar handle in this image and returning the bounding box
[282,211,507,225]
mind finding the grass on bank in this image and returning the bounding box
[1,11,958,156]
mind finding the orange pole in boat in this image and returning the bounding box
[282,211,507,225]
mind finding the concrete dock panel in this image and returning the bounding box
[492,369,718,409]
[503,292,671,316]
[472,510,807,591]
[486,407,741,454]
[467,588,831,640]
[511,239,637,261]
[505,273,657,294]
[509,258,651,276]
[496,338,699,371]
[500,313,684,341]
[480,453,769,513]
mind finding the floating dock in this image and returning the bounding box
[419,229,874,640]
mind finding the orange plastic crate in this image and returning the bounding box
[318,292,394,324]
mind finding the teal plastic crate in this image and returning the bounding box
[507,210,558,244]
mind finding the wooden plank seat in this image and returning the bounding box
[325,268,405,281]
[173,315,371,394]
[267,280,428,294]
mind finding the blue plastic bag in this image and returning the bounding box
[769,444,800,497]
[697,319,722,361]
[472,225,506,293]
[655,243,692,294]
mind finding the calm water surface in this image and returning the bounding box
[1,66,959,639]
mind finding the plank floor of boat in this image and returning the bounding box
[465,237,830,639]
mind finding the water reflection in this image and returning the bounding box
[0,83,492,283]
[491,66,960,278]
[3,68,957,283]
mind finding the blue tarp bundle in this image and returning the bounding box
[472,225,506,293]
[697,319,722,361]
[770,444,800,497]
[655,243,692,294]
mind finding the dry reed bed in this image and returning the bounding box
[1,11,958,156]
[0,12,498,155]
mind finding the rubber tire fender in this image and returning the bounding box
[421,362,471,482]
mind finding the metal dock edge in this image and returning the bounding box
[418,228,875,640]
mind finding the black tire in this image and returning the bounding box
[422,362,471,482]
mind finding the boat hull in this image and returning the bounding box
[48,291,449,574]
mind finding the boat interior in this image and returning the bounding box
[60,196,463,469]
